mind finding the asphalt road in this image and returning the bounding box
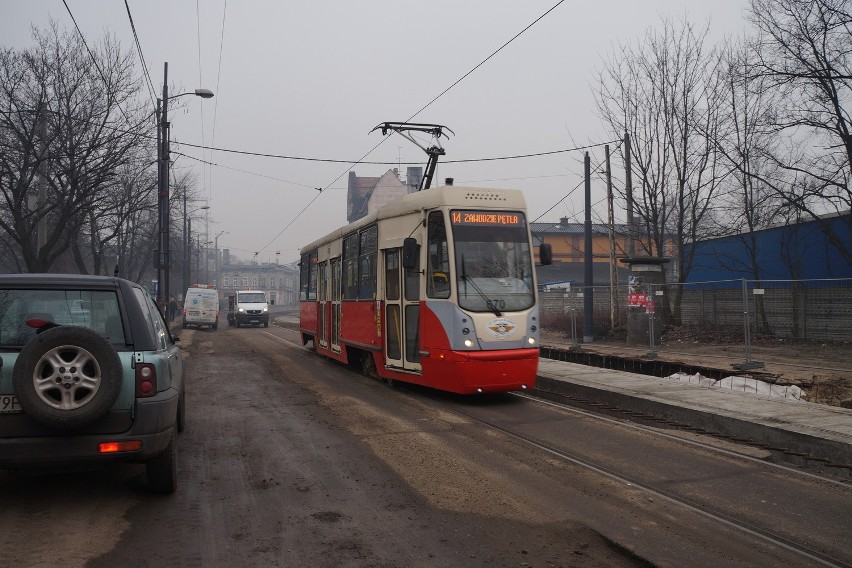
[1,317,850,567]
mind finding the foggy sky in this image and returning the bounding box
[2,0,748,265]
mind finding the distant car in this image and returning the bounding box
[0,274,185,493]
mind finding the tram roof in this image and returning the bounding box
[300,184,529,254]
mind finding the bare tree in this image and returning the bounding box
[711,37,790,277]
[748,0,852,265]
[595,17,726,323]
[0,22,151,273]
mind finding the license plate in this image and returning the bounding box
[0,394,21,414]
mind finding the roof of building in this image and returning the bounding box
[531,217,628,236]
[536,261,629,287]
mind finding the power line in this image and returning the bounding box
[195,0,209,206]
[174,151,320,190]
[171,138,619,165]
[531,148,616,223]
[254,0,569,256]
[61,0,135,128]
[209,0,228,209]
[0,107,620,176]
[123,0,157,111]
[408,0,566,121]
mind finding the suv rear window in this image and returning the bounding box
[0,289,124,347]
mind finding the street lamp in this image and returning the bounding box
[156,61,213,307]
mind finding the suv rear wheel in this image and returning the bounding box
[12,326,123,430]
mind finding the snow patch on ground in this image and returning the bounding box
[667,372,804,401]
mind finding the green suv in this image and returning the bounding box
[0,274,185,493]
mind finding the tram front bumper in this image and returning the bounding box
[422,347,540,394]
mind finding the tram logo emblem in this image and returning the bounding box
[487,318,517,338]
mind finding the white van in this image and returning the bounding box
[183,286,220,330]
[227,290,269,328]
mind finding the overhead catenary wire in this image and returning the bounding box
[123,0,158,112]
[208,0,228,210]
[253,0,569,256]
[173,138,620,166]
[0,107,620,174]
[61,0,136,128]
[194,0,209,207]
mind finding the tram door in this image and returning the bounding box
[330,257,341,353]
[317,261,328,349]
[383,248,421,371]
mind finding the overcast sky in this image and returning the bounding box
[3,1,749,265]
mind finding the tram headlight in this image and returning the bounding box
[527,337,536,345]
[464,339,473,347]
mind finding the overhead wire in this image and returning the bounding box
[194,0,209,207]
[172,138,618,166]
[253,0,569,256]
[61,0,135,128]
[123,0,158,112]
[209,0,228,213]
[407,0,566,120]
[0,106,620,175]
[531,142,621,223]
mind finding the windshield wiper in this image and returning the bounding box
[461,257,502,316]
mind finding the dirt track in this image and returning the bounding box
[540,328,852,407]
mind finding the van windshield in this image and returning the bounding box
[238,293,266,303]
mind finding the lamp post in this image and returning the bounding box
[183,200,209,291]
[156,61,213,306]
[214,230,228,288]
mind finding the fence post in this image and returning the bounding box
[733,278,764,371]
[570,290,581,351]
[646,282,657,358]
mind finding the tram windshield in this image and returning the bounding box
[450,210,534,314]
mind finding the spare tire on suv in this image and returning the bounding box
[12,326,123,430]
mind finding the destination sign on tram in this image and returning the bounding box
[450,210,525,227]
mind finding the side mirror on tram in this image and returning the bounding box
[539,243,553,266]
[403,238,419,270]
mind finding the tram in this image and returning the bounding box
[298,182,551,394]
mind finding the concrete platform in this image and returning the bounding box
[535,357,852,474]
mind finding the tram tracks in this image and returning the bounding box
[258,325,852,566]
[439,391,852,568]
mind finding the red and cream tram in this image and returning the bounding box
[298,183,551,394]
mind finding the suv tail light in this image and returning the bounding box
[135,363,157,397]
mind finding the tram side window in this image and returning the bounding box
[359,226,377,299]
[299,252,311,301]
[308,251,318,300]
[343,234,359,300]
[427,211,450,299]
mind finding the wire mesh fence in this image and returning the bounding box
[539,277,852,346]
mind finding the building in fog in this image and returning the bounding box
[347,167,422,223]
[217,253,299,306]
